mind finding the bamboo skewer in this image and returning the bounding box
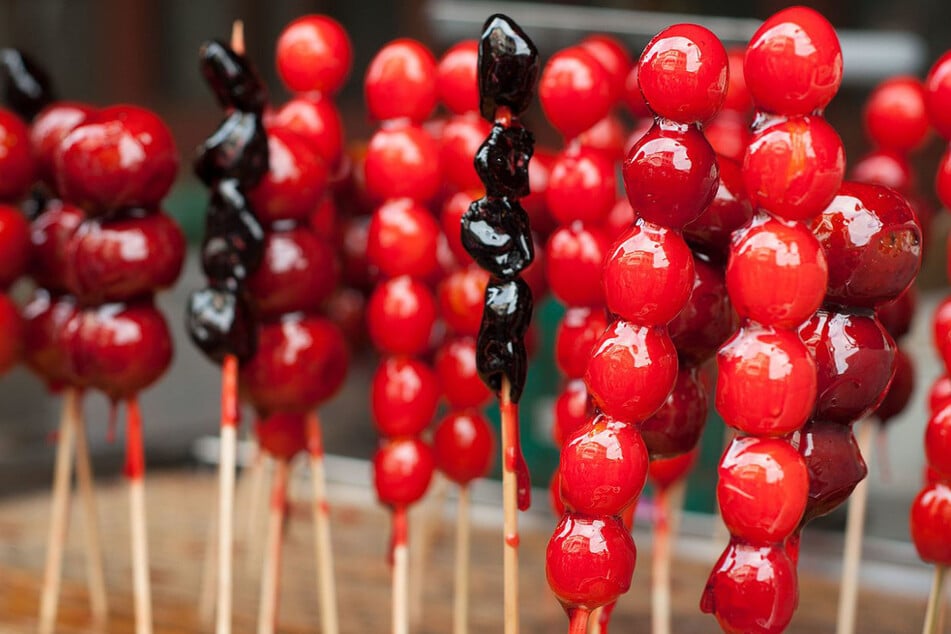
[923,566,947,634]
[392,506,410,634]
[126,399,153,634]
[652,479,686,634]
[306,412,339,634]
[217,354,240,634]
[453,486,472,634]
[411,472,449,628]
[258,458,289,634]
[72,394,108,624]
[500,377,521,634]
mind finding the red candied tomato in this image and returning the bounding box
[704,110,751,164]
[374,437,435,508]
[438,265,488,337]
[649,448,699,491]
[925,404,951,480]
[924,50,951,140]
[255,412,308,461]
[850,149,913,193]
[0,204,30,289]
[863,76,929,153]
[553,379,591,447]
[545,223,610,308]
[435,337,490,409]
[364,39,437,124]
[371,355,440,437]
[276,14,352,95]
[269,96,345,167]
[432,410,494,485]
[439,113,491,192]
[910,482,951,566]
[722,48,751,113]
[366,197,440,280]
[539,46,614,140]
[367,275,437,355]
[579,34,632,104]
[437,40,479,116]
[30,101,93,187]
[0,108,35,201]
[545,145,616,225]
[441,190,479,265]
[363,122,441,203]
[248,125,328,225]
[29,201,83,292]
[555,307,609,380]
[21,291,79,388]
[682,155,753,261]
[622,64,651,119]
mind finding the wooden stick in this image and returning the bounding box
[198,508,218,624]
[392,505,410,634]
[126,398,153,634]
[923,566,947,634]
[500,377,520,634]
[217,355,240,634]
[244,448,269,575]
[231,19,245,55]
[453,485,472,634]
[38,388,79,634]
[411,472,449,628]
[836,419,875,634]
[306,412,339,634]
[652,485,673,634]
[257,458,288,634]
[587,607,603,634]
[71,392,108,623]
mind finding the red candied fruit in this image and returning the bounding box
[744,6,843,116]
[743,115,845,221]
[863,77,929,153]
[622,64,651,119]
[701,540,798,634]
[523,148,556,236]
[705,111,751,164]
[637,23,728,124]
[56,105,178,214]
[926,404,951,479]
[363,123,440,203]
[716,324,817,437]
[249,126,328,225]
[0,204,30,289]
[269,96,345,167]
[875,347,914,425]
[539,46,614,140]
[623,120,719,229]
[545,223,610,308]
[579,34,632,104]
[276,15,352,95]
[364,39,437,124]
[929,375,951,415]
[910,482,951,566]
[726,214,827,328]
[850,150,913,193]
[308,195,337,240]
[367,275,437,355]
[668,254,736,365]
[937,147,951,211]
[553,379,591,447]
[546,514,637,611]
[0,293,21,375]
[367,198,440,280]
[371,356,440,437]
[723,48,751,113]
[432,410,494,485]
[602,220,695,326]
[30,101,93,188]
[556,307,609,379]
[717,436,808,543]
[441,190,478,265]
[545,146,616,225]
[255,412,308,461]
[549,468,565,517]
[440,114,491,192]
[797,419,868,525]
[811,182,922,309]
[21,292,78,387]
[434,337,490,409]
[0,108,35,201]
[649,448,699,491]
[437,40,479,116]
[438,265,487,336]
[639,366,708,459]
[925,51,951,140]
[339,216,373,290]
[683,155,753,261]
[585,320,678,422]
[374,437,435,507]
[602,197,635,242]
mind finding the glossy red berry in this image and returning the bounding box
[249,125,328,225]
[367,275,437,355]
[924,51,951,140]
[546,223,610,308]
[863,77,929,153]
[850,149,913,193]
[371,356,440,437]
[30,101,93,188]
[579,34,631,104]
[546,146,616,225]
[374,437,435,507]
[911,482,951,565]
[437,40,479,116]
[363,122,440,203]
[435,337,491,409]
[704,111,751,164]
[522,147,556,236]
[797,419,867,525]
[441,190,478,265]
[649,448,699,491]
[433,410,494,485]
[936,146,951,211]
[437,265,487,336]
[637,23,728,123]
[683,155,753,261]
[270,96,345,167]
[308,194,338,240]
[367,198,440,279]
[639,366,708,459]
[22,291,78,387]
[930,375,951,415]
[539,47,614,139]
[553,379,591,447]
[926,404,951,479]
[622,64,651,119]
[276,15,352,95]
[440,113,491,192]
[716,324,817,437]
[255,412,308,461]
[875,347,914,425]
[602,197,635,242]
[0,293,21,375]
[744,6,842,116]
[0,204,29,289]
[556,307,609,379]
[0,108,35,201]
[365,39,437,123]
[723,48,751,113]
[668,254,736,365]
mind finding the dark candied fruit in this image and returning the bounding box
[201,179,265,281]
[476,276,533,401]
[683,155,753,263]
[478,14,539,121]
[639,366,708,459]
[0,48,53,120]
[795,419,867,526]
[186,286,257,364]
[194,111,269,188]
[198,40,267,113]
[461,196,534,280]
[474,123,533,198]
[875,347,914,425]
[22,290,78,387]
[668,253,736,365]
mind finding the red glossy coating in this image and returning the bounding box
[850,150,913,193]
[926,404,951,479]
[240,314,348,415]
[270,96,345,167]
[367,197,440,280]
[545,223,608,308]
[546,513,637,611]
[546,145,616,225]
[668,254,736,365]
[936,298,951,372]
[323,287,366,349]
[863,76,929,153]
[649,448,699,490]
[556,307,609,379]
[247,225,338,320]
[364,39,437,123]
[799,309,896,424]
[339,216,374,291]
[432,410,494,485]
[439,113,490,192]
[441,190,478,265]
[0,204,29,289]
[723,48,751,113]
[744,6,842,116]
[797,419,867,525]
[30,101,93,188]
[603,220,695,326]
[249,126,328,225]
[623,120,719,229]
[716,324,817,437]
[437,265,487,336]
[812,182,922,309]
[701,540,798,634]
[925,51,951,140]
[55,105,177,213]
[875,346,914,425]
[437,40,479,116]
[937,146,951,211]
[602,197,635,242]
[553,379,591,447]
[371,355,440,437]
[637,23,728,123]
[929,375,951,415]
[585,320,678,423]
[435,337,490,409]
[22,291,78,387]
[622,64,652,119]
[559,415,647,516]
[276,14,352,95]
[539,46,614,139]
[523,147,556,236]
[579,34,632,104]
[363,122,440,203]
[726,213,827,328]
[255,412,308,461]
[704,110,751,164]
[0,108,35,201]
[549,467,565,517]
[367,275,437,355]
[639,366,708,459]
[717,436,808,543]
[911,482,951,565]
[742,115,845,221]
[683,155,753,261]
[0,292,21,375]
[373,437,435,507]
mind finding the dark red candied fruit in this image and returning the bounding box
[0,204,30,289]
[246,225,338,320]
[434,337,490,409]
[0,292,21,375]
[0,108,35,201]
[255,412,308,461]
[363,122,441,203]
[367,275,437,355]
[649,448,699,491]
[637,23,728,124]
[308,194,337,240]
[929,375,951,416]
[539,46,614,140]
[239,314,348,415]
[639,366,708,459]
[795,419,867,525]
[21,291,78,387]
[248,125,328,225]
[371,355,440,437]
[863,76,929,153]
[910,482,951,566]
[743,6,843,116]
[437,265,488,336]
[437,40,479,116]
[269,96,345,167]
[553,378,591,447]
[850,149,913,193]
[30,101,94,188]
[876,346,914,425]
[373,437,435,507]
[276,14,352,95]
[811,182,921,309]
[579,34,632,104]
[585,320,678,422]
[432,410,494,485]
[704,111,751,164]
[555,306,609,379]
[683,155,753,261]
[623,119,719,229]
[441,190,479,265]
[726,213,827,328]
[545,222,610,308]
[668,254,736,365]
[439,113,491,192]
[545,145,616,225]
[924,50,951,141]
[55,105,177,213]
[602,219,695,326]
[546,513,637,611]
[743,114,845,221]
[701,540,798,634]
[364,39,437,124]
[716,324,817,437]
[926,403,951,479]
[366,197,440,280]
[322,287,366,349]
